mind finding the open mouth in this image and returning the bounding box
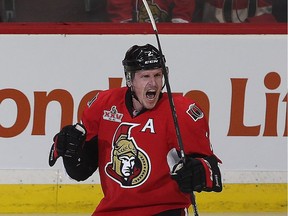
[146,90,156,100]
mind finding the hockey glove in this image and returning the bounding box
[171,155,222,193]
[48,123,86,167]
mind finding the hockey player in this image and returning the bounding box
[49,44,222,216]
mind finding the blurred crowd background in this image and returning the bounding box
[0,0,286,23]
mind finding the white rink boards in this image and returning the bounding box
[0,34,287,214]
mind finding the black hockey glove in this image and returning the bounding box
[49,123,86,167]
[171,155,222,193]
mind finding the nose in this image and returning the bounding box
[149,76,157,86]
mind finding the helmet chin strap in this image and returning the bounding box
[161,66,169,90]
[130,85,143,117]
[126,72,141,103]
[130,86,140,103]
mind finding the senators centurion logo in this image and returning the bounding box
[105,123,151,188]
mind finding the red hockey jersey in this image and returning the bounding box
[106,0,195,23]
[205,0,276,23]
[82,87,215,216]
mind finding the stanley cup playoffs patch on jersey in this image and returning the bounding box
[186,103,204,121]
[105,123,151,188]
[103,106,123,123]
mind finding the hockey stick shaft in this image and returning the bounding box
[141,0,185,161]
[141,1,199,216]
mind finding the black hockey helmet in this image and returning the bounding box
[122,44,165,73]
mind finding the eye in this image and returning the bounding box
[155,73,163,78]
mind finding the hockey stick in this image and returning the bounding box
[141,1,199,216]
